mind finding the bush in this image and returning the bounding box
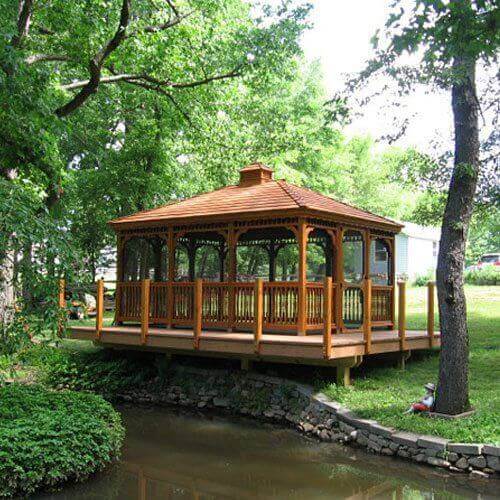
[412,270,435,287]
[0,384,124,498]
[21,344,160,397]
[464,266,500,286]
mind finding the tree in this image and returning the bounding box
[0,0,310,326]
[355,0,499,414]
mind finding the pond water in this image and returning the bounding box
[40,406,497,499]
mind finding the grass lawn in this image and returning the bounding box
[321,285,500,444]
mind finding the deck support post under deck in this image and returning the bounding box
[240,358,252,371]
[335,355,363,387]
[397,350,411,370]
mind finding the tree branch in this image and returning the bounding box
[59,67,242,91]
[60,74,141,90]
[12,0,33,48]
[128,11,192,36]
[25,53,71,65]
[55,0,131,117]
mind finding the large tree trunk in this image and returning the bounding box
[434,55,479,415]
[0,240,16,335]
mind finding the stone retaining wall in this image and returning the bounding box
[116,365,499,479]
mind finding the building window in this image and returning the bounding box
[433,241,438,257]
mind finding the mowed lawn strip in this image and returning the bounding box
[321,285,500,444]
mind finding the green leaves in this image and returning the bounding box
[0,383,124,497]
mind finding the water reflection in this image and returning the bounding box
[39,406,498,499]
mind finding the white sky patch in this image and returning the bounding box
[301,0,453,154]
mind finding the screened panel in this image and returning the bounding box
[370,239,390,285]
[123,237,167,282]
[343,230,364,283]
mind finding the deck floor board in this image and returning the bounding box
[69,325,440,362]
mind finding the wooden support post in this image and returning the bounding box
[323,276,333,359]
[427,281,435,348]
[58,278,65,336]
[140,279,150,345]
[227,225,237,331]
[297,219,308,336]
[193,278,203,349]
[253,278,263,353]
[96,279,104,340]
[241,358,252,371]
[390,238,396,328]
[397,350,411,370]
[363,277,372,354]
[336,363,351,387]
[166,228,175,327]
[334,228,344,332]
[398,281,406,351]
[335,356,362,387]
[364,230,371,279]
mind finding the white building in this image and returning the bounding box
[395,221,441,280]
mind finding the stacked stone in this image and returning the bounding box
[115,366,499,479]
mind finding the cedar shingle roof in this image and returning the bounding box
[110,163,402,231]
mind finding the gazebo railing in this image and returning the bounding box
[371,285,393,325]
[264,282,299,329]
[114,279,391,332]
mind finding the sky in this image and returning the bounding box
[300,0,453,154]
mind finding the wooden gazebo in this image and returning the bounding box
[70,163,439,384]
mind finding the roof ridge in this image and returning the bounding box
[276,179,306,208]
[281,181,402,227]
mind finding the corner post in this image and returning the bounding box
[96,279,104,340]
[363,277,372,354]
[254,278,263,353]
[227,225,238,331]
[334,227,345,332]
[58,278,65,336]
[140,279,150,345]
[193,278,203,349]
[427,280,435,348]
[114,234,125,326]
[398,281,406,351]
[364,230,371,279]
[323,276,332,359]
[166,228,175,327]
[390,238,396,327]
[297,218,308,336]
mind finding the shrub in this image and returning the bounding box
[22,344,160,397]
[464,266,500,286]
[0,384,124,498]
[412,270,435,287]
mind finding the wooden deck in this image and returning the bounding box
[69,325,440,363]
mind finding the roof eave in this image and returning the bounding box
[108,205,403,233]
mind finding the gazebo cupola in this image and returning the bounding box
[238,163,274,186]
